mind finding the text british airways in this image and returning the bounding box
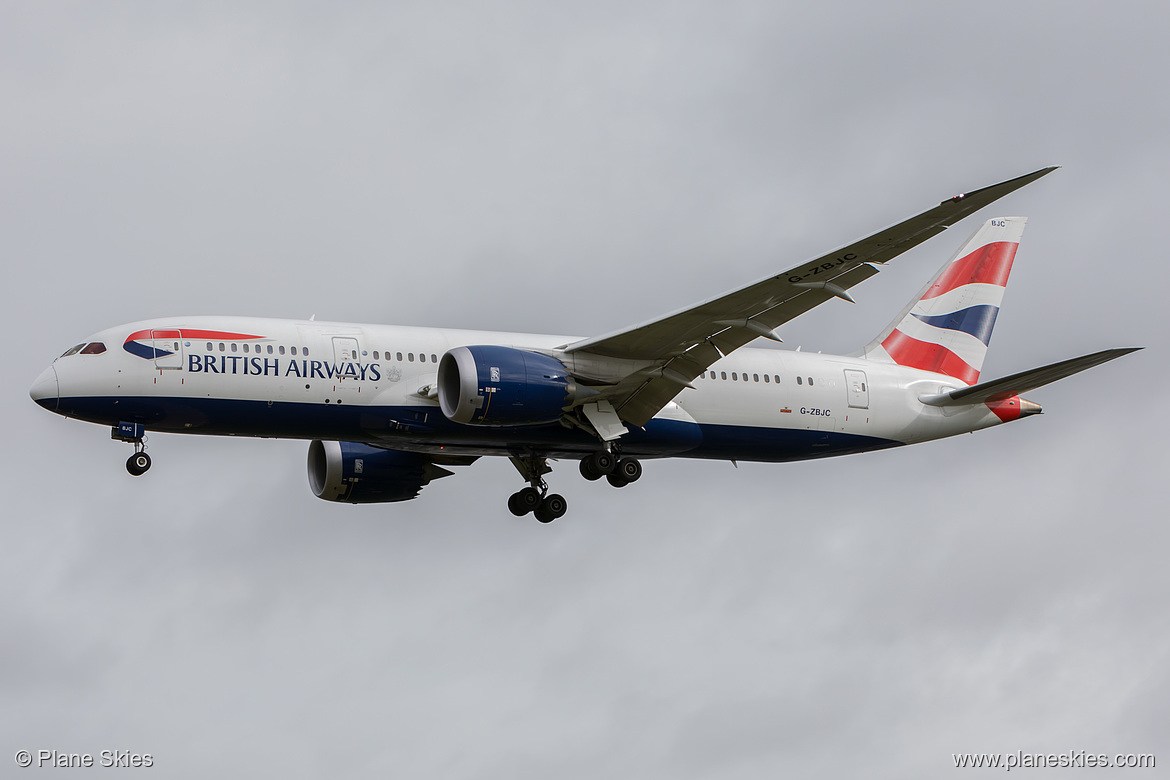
[187,355,382,381]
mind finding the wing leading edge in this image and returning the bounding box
[561,167,1058,427]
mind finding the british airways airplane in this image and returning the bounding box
[29,167,1137,522]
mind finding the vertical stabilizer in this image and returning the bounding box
[861,217,1026,385]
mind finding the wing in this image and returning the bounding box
[561,167,1058,427]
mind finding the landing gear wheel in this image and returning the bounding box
[534,493,567,523]
[581,451,616,479]
[126,452,151,476]
[606,472,630,488]
[617,458,642,483]
[592,452,615,475]
[509,486,543,516]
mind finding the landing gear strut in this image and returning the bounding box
[508,454,567,523]
[112,422,151,477]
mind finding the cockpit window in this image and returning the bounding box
[60,344,85,358]
[80,342,107,355]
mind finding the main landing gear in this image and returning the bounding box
[506,449,644,523]
[508,454,567,523]
[578,450,642,488]
[112,422,151,477]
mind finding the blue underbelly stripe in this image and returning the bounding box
[54,395,900,463]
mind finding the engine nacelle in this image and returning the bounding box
[438,345,577,426]
[307,440,451,503]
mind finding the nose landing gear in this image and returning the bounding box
[112,422,151,477]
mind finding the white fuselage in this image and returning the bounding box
[34,315,1020,463]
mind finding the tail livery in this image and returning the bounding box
[864,217,1025,385]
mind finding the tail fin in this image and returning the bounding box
[861,216,1026,385]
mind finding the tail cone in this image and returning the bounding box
[1019,398,1043,417]
[987,395,1041,422]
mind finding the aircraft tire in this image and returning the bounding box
[579,459,603,481]
[535,493,567,523]
[617,458,642,483]
[583,451,615,476]
[126,452,151,477]
[516,487,542,513]
[606,473,629,489]
[508,492,528,516]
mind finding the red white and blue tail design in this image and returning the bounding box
[862,217,1026,385]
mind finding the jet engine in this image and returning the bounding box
[438,345,577,426]
[307,440,452,503]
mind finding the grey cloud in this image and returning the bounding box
[2,2,1167,778]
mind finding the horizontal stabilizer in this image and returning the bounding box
[919,347,1142,407]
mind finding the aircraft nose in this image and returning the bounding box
[30,365,59,412]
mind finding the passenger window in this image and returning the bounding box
[243,344,249,353]
[279,345,286,355]
[753,374,759,382]
[291,347,297,356]
[206,342,213,351]
[231,343,237,352]
[303,347,309,357]
[397,352,403,361]
[797,376,802,385]
[731,372,737,381]
[774,375,781,384]
[431,354,438,363]
[408,353,415,362]
[80,342,107,355]
[219,343,225,352]
[373,351,379,360]
[763,374,770,383]
[808,377,814,386]
[721,372,727,380]
[743,373,748,382]
[267,345,273,354]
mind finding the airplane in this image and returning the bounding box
[29,167,1139,522]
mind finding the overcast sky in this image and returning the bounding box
[2,2,1167,777]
